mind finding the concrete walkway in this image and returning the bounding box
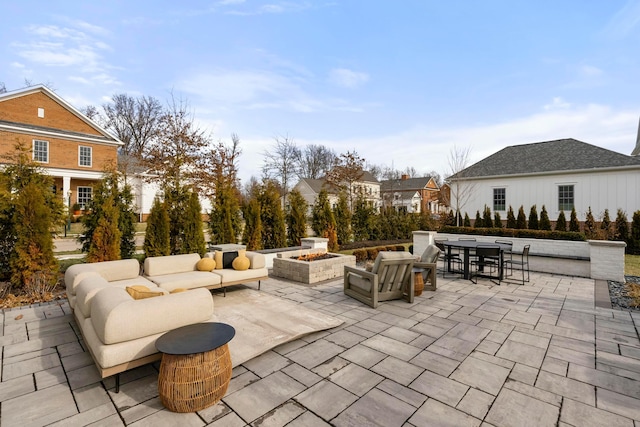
[1,272,639,426]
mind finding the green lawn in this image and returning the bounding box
[626,254,640,277]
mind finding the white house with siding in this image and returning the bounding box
[448,138,640,222]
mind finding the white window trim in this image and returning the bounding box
[77,186,93,209]
[557,183,576,212]
[32,139,49,163]
[492,187,506,212]
[78,146,92,167]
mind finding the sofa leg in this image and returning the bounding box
[223,287,226,297]
[258,280,261,290]
[115,373,120,393]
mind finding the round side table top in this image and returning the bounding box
[156,322,235,355]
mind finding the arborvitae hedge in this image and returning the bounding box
[569,208,580,232]
[539,205,551,231]
[474,211,482,228]
[506,206,516,229]
[630,210,640,255]
[143,196,171,257]
[528,205,539,230]
[463,213,471,227]
[516,206,527,229]
[494,212,502,229]
[555,211,567,231]
[483,205,493,228]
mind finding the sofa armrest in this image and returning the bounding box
[91,287,214,345]
[75,276,111,318]
[65,263,102,297]
[344,265,376,281]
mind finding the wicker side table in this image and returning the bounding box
[156,323,235,413]
[412,267,425,296]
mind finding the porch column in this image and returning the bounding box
[62,176,72,208]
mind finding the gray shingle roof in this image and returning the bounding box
[380,176,433,192]
[455,138,640,179]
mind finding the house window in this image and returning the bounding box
[558,185,574,211]
[77,186,92,209]
[79,146,92,167]
[493,188,506,211]
[33,140,49,163]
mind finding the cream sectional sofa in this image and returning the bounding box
[64,251,268,385]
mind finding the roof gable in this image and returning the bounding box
[0,85,122,145]
[456,138,640,179]
[380,176,436,192]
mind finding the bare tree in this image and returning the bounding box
[144,93,209,189]
[262,135,300,206]
[0,82,6,94]
[102,94,163,158]
[325,150,365,211]
[445,145,476,226]
[295,144,337,179]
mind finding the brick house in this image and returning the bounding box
[379,175,445,214]
[0,85,123,210]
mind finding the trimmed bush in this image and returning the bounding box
[353,248,368,262]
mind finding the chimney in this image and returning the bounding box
[401,174,409,180]
[632,116,640,156]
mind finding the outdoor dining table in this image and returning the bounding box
[442,240,512,280]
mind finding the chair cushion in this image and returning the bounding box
[421,245,440,264]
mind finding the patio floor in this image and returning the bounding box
[1,271,640,426]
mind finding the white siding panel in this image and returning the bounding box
[460,169,640,222]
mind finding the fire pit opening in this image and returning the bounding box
[292,252,338,262]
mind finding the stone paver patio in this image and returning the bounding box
[1,271,640,426]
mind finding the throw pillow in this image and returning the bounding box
[214,251,224,269]
[196,257,216,271]
[232,249,250,271]
[126,285,163,300]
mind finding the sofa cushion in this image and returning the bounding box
[146,271,221,292]
[91,287,214,345]
[107,276,158,289]
[196,257,216,271]
[214,251,224,269]
[76,276,111,318]
[144,253,201,277]
[211,267,268,284]
[246,251,266,269]
[90,259,142,282]
[82,317,163,370]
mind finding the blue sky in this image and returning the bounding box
[3,1,640,183]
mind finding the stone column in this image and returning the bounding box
[301,237,328,251]
[588,240,626,282]
[412,231,437,258]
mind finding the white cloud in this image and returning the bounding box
[177,68,366,113]
[601,0,640,39]
[235,101,640,183]
[543,97,571,110]
[12,22,119,87]
[329,68,369,88]
[580,65,603,77]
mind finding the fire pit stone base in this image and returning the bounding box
[272,249,356,284]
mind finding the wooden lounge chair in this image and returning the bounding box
[414,244,440,291]
[344,251,415,308]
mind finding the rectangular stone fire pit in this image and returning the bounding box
[272,251,356,284]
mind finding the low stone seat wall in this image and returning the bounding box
[413,230,626,282]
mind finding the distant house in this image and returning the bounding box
[379,175,445,214]
[449,138,640,222]
[0,85,123,210]
[292,171,381,216]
